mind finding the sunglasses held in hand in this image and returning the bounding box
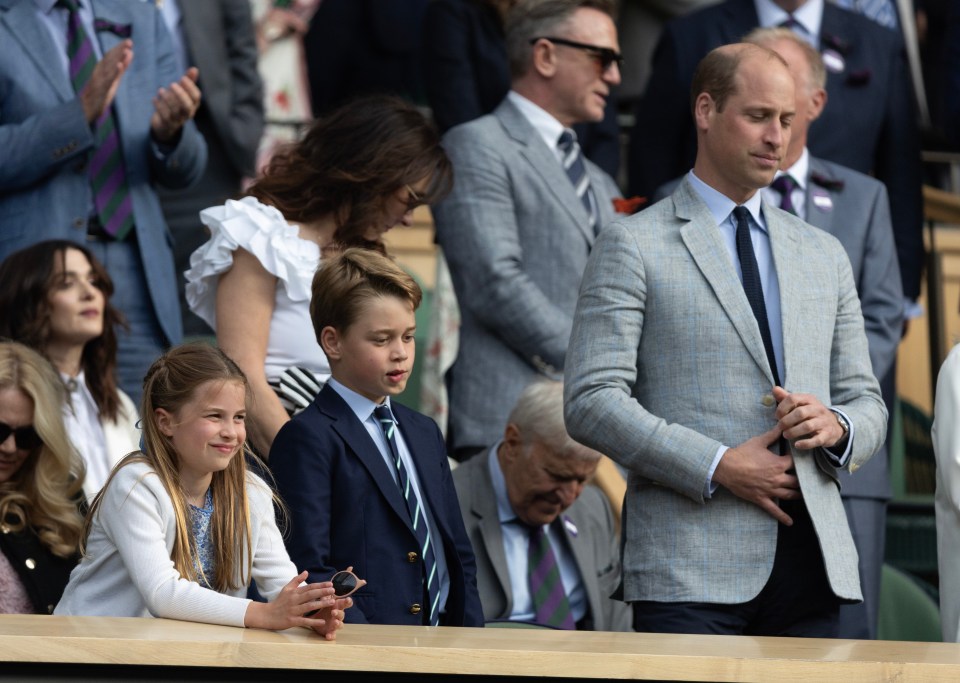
[304,568,364,618]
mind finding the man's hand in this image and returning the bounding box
[150,66,201,143]
[712,424,799,525]
[773,386,845,450]
[80,40,133,124]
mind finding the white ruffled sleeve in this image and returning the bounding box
[184,197,321,330]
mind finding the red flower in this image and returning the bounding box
[613,196,647,215]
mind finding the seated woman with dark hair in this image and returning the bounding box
[0,341,85,614]
[0,241,140,501]
[186,94,453,457]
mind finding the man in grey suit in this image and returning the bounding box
[0,0,206,403]
[453,380,631,631]
[746,27,902,640]
[564,42,887,637]
[432,0,622,461]
[155,0,264,338]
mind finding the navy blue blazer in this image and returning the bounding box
[270,385,484,627]
[626,0,923,300]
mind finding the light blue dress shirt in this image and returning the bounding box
[486,442,587,625]
[686,172,852,494]
[327,379,451,613]
[755,0,824,47]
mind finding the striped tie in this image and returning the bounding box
[528,524,575,629]
[374,405,440,626]
[60,0,134,240]
[557,129,599,235]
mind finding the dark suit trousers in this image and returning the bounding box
[632,500,842,637]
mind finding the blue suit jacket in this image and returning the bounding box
[0,0,207,345]
[627,0,923,300]
[270,385,484,627]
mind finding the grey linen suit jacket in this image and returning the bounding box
[432,97,620,451]
[563,178,888,604]
[801,156,902,501]
[452,449,632,631]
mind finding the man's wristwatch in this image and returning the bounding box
[835,412,850,441]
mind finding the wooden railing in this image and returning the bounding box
[2,615,960,681]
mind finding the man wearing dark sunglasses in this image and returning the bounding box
[433,0,623,463]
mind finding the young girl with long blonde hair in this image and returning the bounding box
[56,343,352,636]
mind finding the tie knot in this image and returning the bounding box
[557,129,577,151]
[373,404,393,423]
[732,205,751,227]
[57,0,79,12]
[779,14,800,29]
[771,174,797,195]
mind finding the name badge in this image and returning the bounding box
[812,188,834,212]
[822,49,845,74]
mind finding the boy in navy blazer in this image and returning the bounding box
[270,248,483,626]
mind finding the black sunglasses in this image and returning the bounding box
[530,36,623,72]
[331,568,362,597]
[0,422,43,451]
[304,568,363,617]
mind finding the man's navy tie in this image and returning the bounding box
[733,206,781,386]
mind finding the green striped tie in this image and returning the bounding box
[60,0,134,240]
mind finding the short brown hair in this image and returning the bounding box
[690,43,788,115]
[310,248,423,344]
[505,0,617,79]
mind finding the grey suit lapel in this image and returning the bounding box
[471,452,514,613]
[803,157,837,236]
[495,100,596,246]
[559,507,600,625]
[766,207,801,389]
[2,0,73,101]
[676,181,775,384]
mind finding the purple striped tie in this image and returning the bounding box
[528,525,575,629]
[60,0,134,240]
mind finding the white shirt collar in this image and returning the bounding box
[777,147,810,190]
[687,171,766,231]
[754,0,823,44]
[327,378,395,425]
[507,90,566,153]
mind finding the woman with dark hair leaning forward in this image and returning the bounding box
[186,94,453,457]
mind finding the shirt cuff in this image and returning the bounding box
[822,408,854,467]
[704,445,725,498]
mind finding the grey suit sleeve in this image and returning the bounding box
[210,0,264,177]
[822,238,889,474]
[563,221,721,503]
[147,10,206,190]
[857,181,903,382]
[435,134,575,370]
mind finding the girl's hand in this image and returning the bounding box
[244,571,336,631]
[306,596,354,640]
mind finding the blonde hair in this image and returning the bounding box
[84,343,258,592]
[0,342,84,558]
